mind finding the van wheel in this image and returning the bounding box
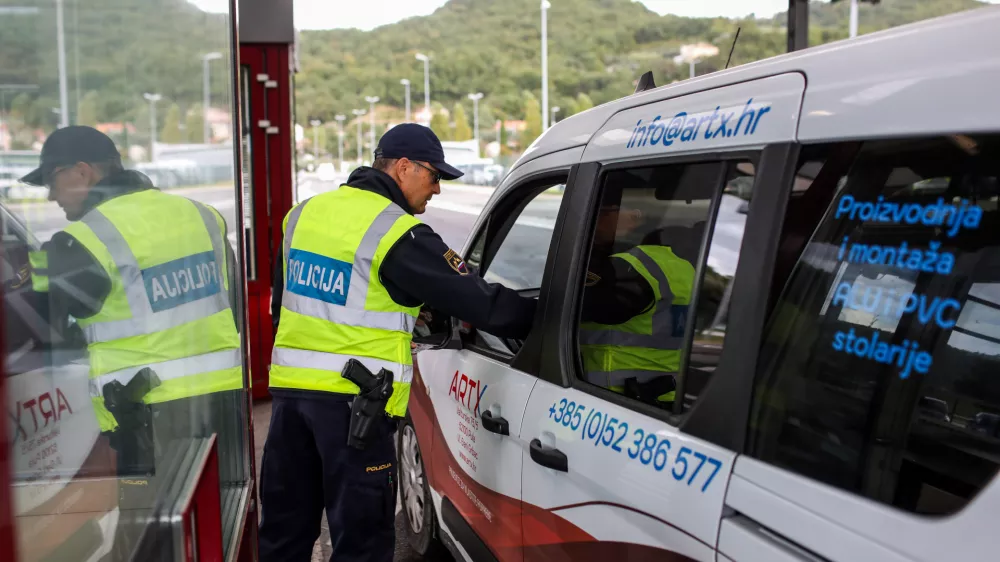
[398,415,445,557]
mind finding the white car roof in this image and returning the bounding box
[516,5,1000,169]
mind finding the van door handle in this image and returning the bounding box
[481,411,509,436]
[530,439,568,472]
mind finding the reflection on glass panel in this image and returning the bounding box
[482,184,563,291]
[749,135,1000,516]
[1,1,248,559]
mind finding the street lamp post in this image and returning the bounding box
[849,0,859,38]
[365,96,380,159]
[310,119,321,161]
[467,92,483,156]
[352,109,366,164]
[335,114,346,170]
[143,93,162,161]
[541,0,550,130]
[551,106,560,126]
[201,52,223,143]
[400,79,411,122]
[415,54,430,123]
[56,0,69,128]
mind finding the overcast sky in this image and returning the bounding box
[192,0,795,30]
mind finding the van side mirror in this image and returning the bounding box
[412,306,454,349]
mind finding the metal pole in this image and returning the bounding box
[310,119,321,161]
[401,79,411,122]
[203,57,211,143]
[849,0,859,38]
[357,120,363,163]
[365,96,379,161]
[144,93,161,161]
[56,0,69,128]
[541,0,549,130]
[551,106,559,126]
[473,97,479,151]
[353,109,365,164]
[73,0,80,122]
[335,114,345,169]
[468,92,483,156]
[423,61,430,118]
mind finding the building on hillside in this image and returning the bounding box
[205,107,232,142]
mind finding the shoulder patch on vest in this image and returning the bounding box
[443,249,469,275]
[585,270,601,287]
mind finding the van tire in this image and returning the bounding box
[397,415,446,557]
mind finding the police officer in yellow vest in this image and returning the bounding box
[22,126,243,478]
[259,124,536,562]
[579,197,695,408]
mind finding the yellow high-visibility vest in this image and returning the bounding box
[579,245,695,403]
[58,189,242,431]
[269,186,422,418]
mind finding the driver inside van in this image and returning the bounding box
[579,184,697,408]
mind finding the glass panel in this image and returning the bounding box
[749,135,1000,516]
[1,1,249,559]
[575,162,728,413]
[483,184,563,291]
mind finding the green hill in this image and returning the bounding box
[0,0,989,153]
[295,0,987,130]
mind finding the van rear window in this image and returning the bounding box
[748,135,1000,515]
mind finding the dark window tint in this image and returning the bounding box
[749,135,1000,515]
[576,159,753,416]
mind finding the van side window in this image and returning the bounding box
[462,179,566,357]
[748,135,1000,516]
[575,159,753,415]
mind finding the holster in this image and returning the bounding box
[623,374,676,409]
[342,359,395,450]
[104,368,162,476]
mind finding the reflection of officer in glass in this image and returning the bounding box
[261,124,535,562]
[579,194,696,407]
[22,126,242,475]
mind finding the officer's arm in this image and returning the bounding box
[380,225,537,339]
[580,253,655,325]
[44,232,112,340]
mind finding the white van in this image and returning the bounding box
[399,7,1000,562]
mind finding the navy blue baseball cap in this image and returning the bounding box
[21,126,122,186]
[374,123,464,181]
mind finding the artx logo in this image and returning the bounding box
[11,388,74,442]
[448,371,488,417]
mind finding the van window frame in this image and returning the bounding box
[527,146,804,431]
[459,169,571,369]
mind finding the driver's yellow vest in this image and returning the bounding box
[269,186,422,417]
[56,190,243,432]
[579,246,695,402]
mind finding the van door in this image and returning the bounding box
[517,74,805,561]
[724,134,1000,562]
[412,149,580,562]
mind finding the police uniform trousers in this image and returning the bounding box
[258,395,398,562]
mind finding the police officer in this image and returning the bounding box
[579,185,697,407]
[259,124,535,562]
[22,126,243,479]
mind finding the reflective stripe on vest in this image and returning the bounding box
[271,348,414,384]
[270,187,421,416]
[89,348,242,399]
[79,201,230,344]
[279,200,416,333]
[579,247,687,351]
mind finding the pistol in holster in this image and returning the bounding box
[104,367,162,476]
[341,359,395,450]
[623,374,676,410]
